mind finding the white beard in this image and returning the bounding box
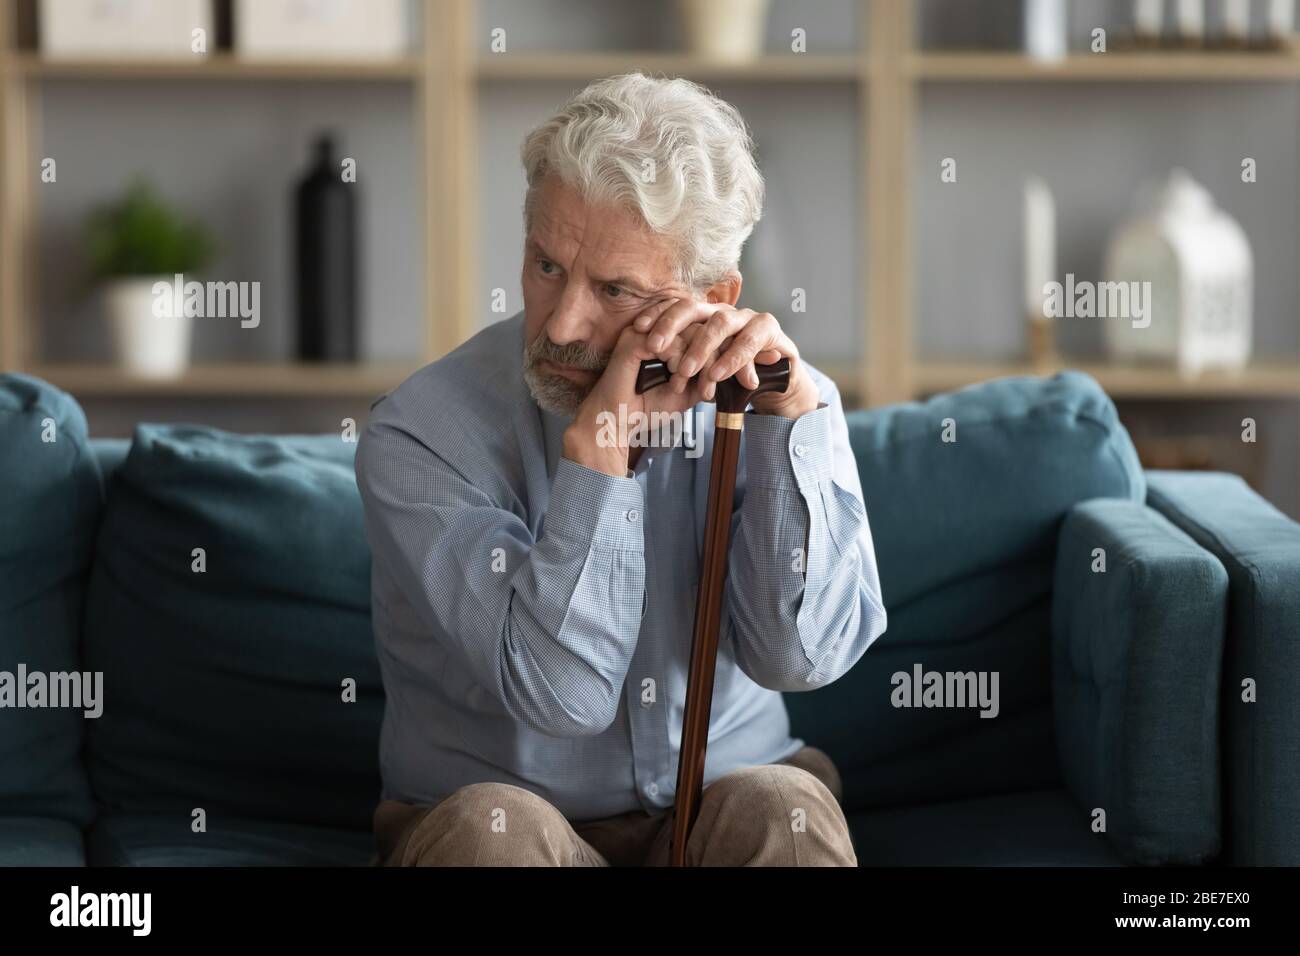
[523,361,587,417]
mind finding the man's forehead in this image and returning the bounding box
[533,198,647,249]
[529,208,675,289]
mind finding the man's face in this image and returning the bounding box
[521,174,695,416]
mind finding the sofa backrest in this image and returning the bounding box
[9,369,1146,831]
[784,371,1146,812]
[0,374,100,827]
[89,438,131,488]
[82,425,383,831]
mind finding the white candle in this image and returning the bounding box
[1268,0,1296,40]
[1224,0,1251,42]
[1023,177,1056,320]
[1134,0,1164,39]
[1175,0,1205,42]
[1024,0,1068,62]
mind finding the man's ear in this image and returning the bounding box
[704,270,742,307]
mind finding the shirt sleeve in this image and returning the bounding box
[723,372,888,691]
[356,416,647,738]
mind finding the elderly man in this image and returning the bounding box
[355,72,887,867]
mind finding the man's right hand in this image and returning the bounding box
[563,317,709,478]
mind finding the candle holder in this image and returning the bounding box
[1027,313,1060,371]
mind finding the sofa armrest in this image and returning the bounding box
[1052,498,1227,865]
[1145,470,1300,866]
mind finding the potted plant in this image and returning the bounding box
[86,181,214,378]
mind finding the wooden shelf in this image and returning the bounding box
[7,52,423,81]
[911,51,1300,81]
[914,360,1300,400]
[800,360,862,400]
[476,52,866,82]
[28,362,418,397]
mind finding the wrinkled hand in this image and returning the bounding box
[632,298,819,417]
[563,322,711,477]
[562,298,821,478]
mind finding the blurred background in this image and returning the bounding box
[0,0,1297,518]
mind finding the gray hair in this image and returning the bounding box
[520,72,765,293]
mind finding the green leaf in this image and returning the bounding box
[85,179,216,279]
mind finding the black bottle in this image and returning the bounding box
[295,134,358,361]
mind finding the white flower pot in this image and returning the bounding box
[104,277,193,379]
[678,0,771,61]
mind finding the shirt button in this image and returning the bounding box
[625,509,640,522]
[793,444,808,458]
[646,782,659,797]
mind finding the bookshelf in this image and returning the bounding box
[0,0,471,391]
[7,51,426,80]
[1,0,1298,415]
[24,361,419,396]
[911,49,1300,80]
[915,359,1300,400]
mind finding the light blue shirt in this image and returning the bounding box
[355,312,887,822]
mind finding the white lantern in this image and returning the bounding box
[1103,170,1253,376]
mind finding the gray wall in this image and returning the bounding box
[34,79,423,365]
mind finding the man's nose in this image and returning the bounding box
[545,286,599,346]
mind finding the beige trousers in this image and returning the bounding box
[372,745,856,867]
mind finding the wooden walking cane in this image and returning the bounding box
[635,355,791,866]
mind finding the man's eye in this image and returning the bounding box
[605,284,624,298]
[538,258,557,276]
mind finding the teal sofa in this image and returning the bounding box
[2,368,1297,866]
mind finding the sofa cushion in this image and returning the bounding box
[786,372,1144,811]
[846,370,1144,609]
[847,788,1121,866]
[0,373,100,827]
[89,437,131,488]
[0,816,86,866]
[88,813,374,866]
[83,425,383,832]
[789,567,1063,808]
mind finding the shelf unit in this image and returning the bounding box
[916,360,1300,401]
[0,0,475,396]
[2,0,1299,410]
[476,51,868,81]
[7,51,426,80]
[910,49,1300,81]
[23,361,421,396]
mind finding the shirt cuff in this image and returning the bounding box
[545,456,646,551]
[741,403,834,491]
